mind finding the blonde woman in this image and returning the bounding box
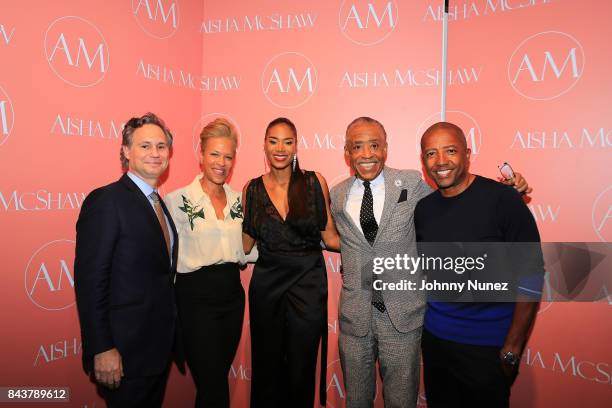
[166,119,249,407]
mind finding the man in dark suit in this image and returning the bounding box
[75,112,178,407]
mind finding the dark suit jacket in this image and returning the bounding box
[74,174,179,377]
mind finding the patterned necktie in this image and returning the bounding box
[359,181,378,245]
[150,192,171,257]
[359,180,385,313]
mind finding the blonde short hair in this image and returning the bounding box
[199,118,238,152]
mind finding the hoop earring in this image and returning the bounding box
[292,154,297,172]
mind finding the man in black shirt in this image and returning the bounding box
[415,122,543,408]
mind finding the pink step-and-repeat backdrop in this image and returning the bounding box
[0,1,610,407]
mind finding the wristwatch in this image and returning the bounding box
[501,351,520,366]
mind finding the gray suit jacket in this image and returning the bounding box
[330,167,432,337]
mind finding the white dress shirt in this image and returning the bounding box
[345,170,385,234]
[165,175,256,273]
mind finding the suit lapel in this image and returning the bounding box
[376,168,401,244]
[120,174,173,265]
[338,176,371,247]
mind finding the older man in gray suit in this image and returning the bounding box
[330,117,432,408]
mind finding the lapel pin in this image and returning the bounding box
[394,179,402,187]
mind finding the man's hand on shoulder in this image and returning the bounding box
[94,348,124,389]
[500,171,533,195]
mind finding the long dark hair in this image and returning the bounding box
[265,117,308,223]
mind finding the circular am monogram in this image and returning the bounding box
[261,52,318,109]
[24,240,76,311]
[507,31,585,101]
[192,113,242,159]
[44,16,110,88]
[338,0,399,46]
[0,85,15,147]
[415,110,482,160]
[132,0,180,39]
[592,185,612,242]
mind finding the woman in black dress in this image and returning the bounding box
[242,117,340,407]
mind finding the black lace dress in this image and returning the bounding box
[243,171,328,407]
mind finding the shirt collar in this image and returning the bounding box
[186,175,206,203]
[127,171,156,198]
[353,169,385,189]
[186,174,232,204]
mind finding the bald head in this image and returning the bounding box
[420,121,474,197]
[420,121,467,151]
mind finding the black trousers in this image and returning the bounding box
[422,329,515,408]
[248,251,326,408]
[175,263,245,408]
[99,369,169,408]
